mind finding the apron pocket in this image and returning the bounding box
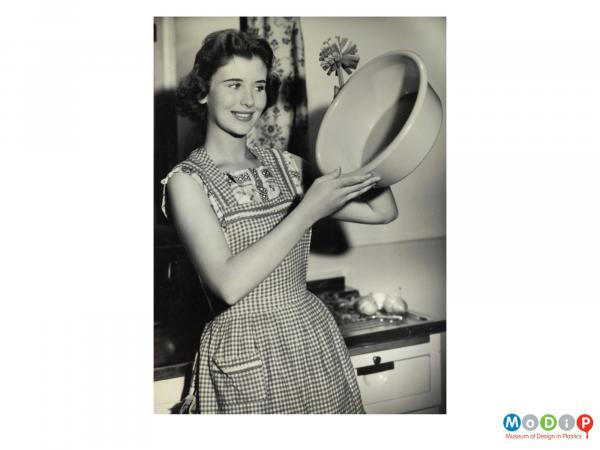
[210,353,267,406]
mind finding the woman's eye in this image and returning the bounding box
[228,83,241,89]
[255,85,266,92]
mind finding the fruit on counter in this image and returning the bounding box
[356,295,378,315]
[383,291,408,314]
[371,292,387,310]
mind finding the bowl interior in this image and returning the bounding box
[316,53,421,174]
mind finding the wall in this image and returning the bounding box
[301,17,446,246]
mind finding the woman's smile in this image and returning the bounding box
[231,111,255,122]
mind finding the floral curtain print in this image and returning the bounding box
[243,17,309,159]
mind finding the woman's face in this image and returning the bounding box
[201,55,268,138]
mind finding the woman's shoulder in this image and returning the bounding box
[177,147,207,170]
[161,148,206,179]
[160,147,213,218]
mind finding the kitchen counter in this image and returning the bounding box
[342,311,446,350]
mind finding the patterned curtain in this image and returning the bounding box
[242,17,309,159]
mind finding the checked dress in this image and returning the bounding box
[161,145,364,414]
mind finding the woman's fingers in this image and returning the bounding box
[304,170,380,220]
[341,175,380,194]
[338,173,375,187]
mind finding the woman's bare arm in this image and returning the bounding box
[166,168,378,305]
[289,153,398,224]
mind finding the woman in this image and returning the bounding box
[161,29,398,414]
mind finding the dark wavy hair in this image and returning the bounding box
[176,29,280,128]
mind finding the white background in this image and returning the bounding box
[1,1,599,449]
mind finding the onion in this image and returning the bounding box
[383,294,408,314]
[356,296,378,315]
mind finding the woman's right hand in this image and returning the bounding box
[299,168,381,224]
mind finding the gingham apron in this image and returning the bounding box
[161,145,364,414]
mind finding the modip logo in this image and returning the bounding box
[503,413,593,440]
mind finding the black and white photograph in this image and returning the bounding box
[153,17,446,414]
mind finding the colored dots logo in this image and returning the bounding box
[503,413,594,439]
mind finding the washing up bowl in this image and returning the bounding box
[315,50,443,187]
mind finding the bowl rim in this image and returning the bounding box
[315,50,429,175]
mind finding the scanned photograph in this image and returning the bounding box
[154,17,446,414]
